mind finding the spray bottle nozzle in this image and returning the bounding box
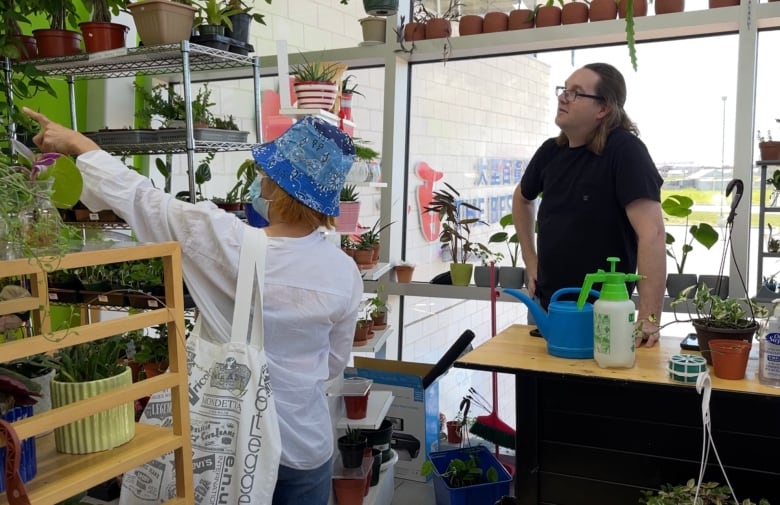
[577,257,645,309]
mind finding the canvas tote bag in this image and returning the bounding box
[120,228,281,504]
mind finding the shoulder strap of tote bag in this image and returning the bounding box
[230,228,267,348]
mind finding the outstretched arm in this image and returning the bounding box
[24,107,100,156]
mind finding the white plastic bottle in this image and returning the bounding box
[593,297,637,368]
[759,300,780,387]
[578,257,643,369]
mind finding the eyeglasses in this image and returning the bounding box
[555,86,604,102]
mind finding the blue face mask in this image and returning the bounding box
[248,174,271,227]
[252,196,272,223]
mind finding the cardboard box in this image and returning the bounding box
[349,357,440,482]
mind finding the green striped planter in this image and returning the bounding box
[51,366,135,454]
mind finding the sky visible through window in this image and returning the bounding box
[537,20,778,169]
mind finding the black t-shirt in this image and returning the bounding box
[520,129,663,308]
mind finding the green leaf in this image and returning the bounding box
[690,223,718,249]
[661,195,693,218]
[38,156,83,209]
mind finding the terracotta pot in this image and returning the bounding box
[618,0,648,18]
[79,22,128,53]
[562,2,590,24]
[508,9,534,29]
[33,29,82,58]
[354,319,371,346]
[709,339,751,380]
[655,0,685,14]
[354,249,374,269]
[589,0,618,20]
[458,14,483,36]
[344,390,370,419]
[535,6,562,27]
[759,141,780,161]
[709,0,739,7]
[446,421,463,443]
[394,265,415,283]
[9,34,37,60]
[142,361,169,379]
[426,18,452,39]
[404,22,426,41]
[371,310,387,330]
[483,12,509,33]
[692,319,758,365]
[333,477,365,505]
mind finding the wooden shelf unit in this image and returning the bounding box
[0,241,194,505]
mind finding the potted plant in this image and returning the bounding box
[224,0,269,44]
[420,0,461,39]
[1,0,39,58]
[533,0,564,27]
[290,54,340,110]
[662,194,719,298]
[356,218,394,267]
[347,142,380,183]
[488,212,525,289]
[127,0,198,47]
[639,478,770,504]
[444,408,471,444]
[421,446,511,504]
[79,0,129,53]
[365,284,388,329]
[0,142,82,260]
[759,130,780,162]
[651,284,769,366]
[765,167,780,206]
[339,75,363,122]
[31,0,83,57]
[393,261,415,283]
[135,82,215,128]
[337,425,368,468]
[51,334,136,454]
[424,182,486,286]
[336,184,361,233]
[472,248,503,288]
[195,0,241,39]
[133,325,170,378]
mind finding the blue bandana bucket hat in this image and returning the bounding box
[252,116,355,216]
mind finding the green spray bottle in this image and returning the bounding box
[577,257,644,368]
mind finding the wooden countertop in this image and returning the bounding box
[455,324,780,397]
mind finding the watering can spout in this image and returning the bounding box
[502,288,550,336]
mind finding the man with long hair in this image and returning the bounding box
[513,62,666,347]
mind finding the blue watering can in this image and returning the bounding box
[503,287,599,359]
